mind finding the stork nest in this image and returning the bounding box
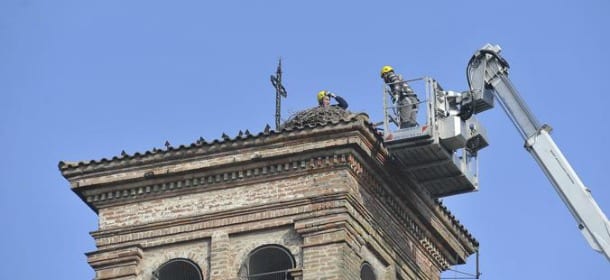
[282,106,367,129]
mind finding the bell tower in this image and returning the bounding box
[59,107,478,280]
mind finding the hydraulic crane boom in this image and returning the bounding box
[466,44,610,262]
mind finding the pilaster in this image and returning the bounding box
[210,231,230,280]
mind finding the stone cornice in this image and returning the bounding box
[66,118,386,214]
[78,150,362,212]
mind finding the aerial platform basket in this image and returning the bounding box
[382,77,491,197]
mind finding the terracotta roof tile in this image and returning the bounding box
[58,111,376,172]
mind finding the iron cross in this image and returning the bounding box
[270,58,287,130]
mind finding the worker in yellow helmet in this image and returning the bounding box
[380,65,419,128]
[317,90,348,109]
[380,65,394,77]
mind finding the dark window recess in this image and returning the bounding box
[154,258,203,280]
[360,263,376,280]
[245,245,295,280]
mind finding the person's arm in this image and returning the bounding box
[333,95,348,109]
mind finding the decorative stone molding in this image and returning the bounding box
[81,152,355,211]
[92,198,348,249]
[87,245,143,280]
[340,153,472,268]
[358,167,451,269]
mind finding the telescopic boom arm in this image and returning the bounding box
[467,44,610,262]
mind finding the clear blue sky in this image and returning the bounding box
[2,0,609,279]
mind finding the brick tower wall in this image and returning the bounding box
[61,116,477,280]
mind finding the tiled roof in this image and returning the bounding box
[58,110,377,173]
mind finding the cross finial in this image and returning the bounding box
[270,58,287,130]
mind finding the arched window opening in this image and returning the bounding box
[154,258,203,280]
[360,262,376,280]
[244,245,295,280]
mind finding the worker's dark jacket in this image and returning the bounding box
[333,96,348,109]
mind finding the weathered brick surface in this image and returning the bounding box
[302,242,345,279]
[210,231,229,280]
[342,243,361,280]
[88,167,449,280]
[98,171,352,230]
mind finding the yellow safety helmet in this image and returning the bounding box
[380,65,394,77]
[317,90,328,103]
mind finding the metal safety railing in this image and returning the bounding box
[382,76,482,197]
[382,76,432,138]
